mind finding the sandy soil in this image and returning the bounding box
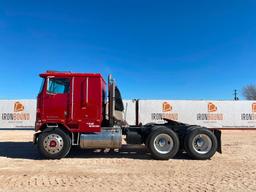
[0,130,255,192]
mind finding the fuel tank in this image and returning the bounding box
[80,127,122,149]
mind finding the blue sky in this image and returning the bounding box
[0,0,256,100]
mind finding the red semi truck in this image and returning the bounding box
[33,71,221,160]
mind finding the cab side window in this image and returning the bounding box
[47,78,70,94]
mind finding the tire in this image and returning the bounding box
[183,125,200,152]
[184,128,217,160]
[38,128,71,159]
[144,124,162,148]
[148,127,180,160]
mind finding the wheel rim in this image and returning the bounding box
[192,134,212,154]
[43,134,64,154]
[153,133,174,154]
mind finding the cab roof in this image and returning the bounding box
[40,71,105,80]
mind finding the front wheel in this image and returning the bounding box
[38,128,71,159]
[148,127,180,160]
[184,128,217,160]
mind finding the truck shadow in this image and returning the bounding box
[0,142,190,160]
[0,142,41,160]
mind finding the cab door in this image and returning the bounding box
[43,77,70,122]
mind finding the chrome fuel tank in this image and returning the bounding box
[80,127,122,149]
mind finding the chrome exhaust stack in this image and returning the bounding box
[108,74,115,127]
[80,127,122,149]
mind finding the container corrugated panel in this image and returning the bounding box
[0,100,36,128]
[138,100,256,129]
[123,100,136,125]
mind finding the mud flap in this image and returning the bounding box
[213,129,222,153]
[33,132,41,144]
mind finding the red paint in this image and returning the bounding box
[49,140,57,147]
[36,71,106,133]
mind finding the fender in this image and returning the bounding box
[33,127,55,144]
[34,124,72,144]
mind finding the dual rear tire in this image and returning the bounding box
[184,127,217,160]
[147,126,217,160]
[147,127,180,160]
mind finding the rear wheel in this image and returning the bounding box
[38,128,71,159]
[184,128,217,160]
[148,127,179,160]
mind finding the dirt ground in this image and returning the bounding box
[0,130,255,192]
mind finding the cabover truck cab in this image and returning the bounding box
[34,71,221,160]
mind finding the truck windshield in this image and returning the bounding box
[39,78,45,94]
